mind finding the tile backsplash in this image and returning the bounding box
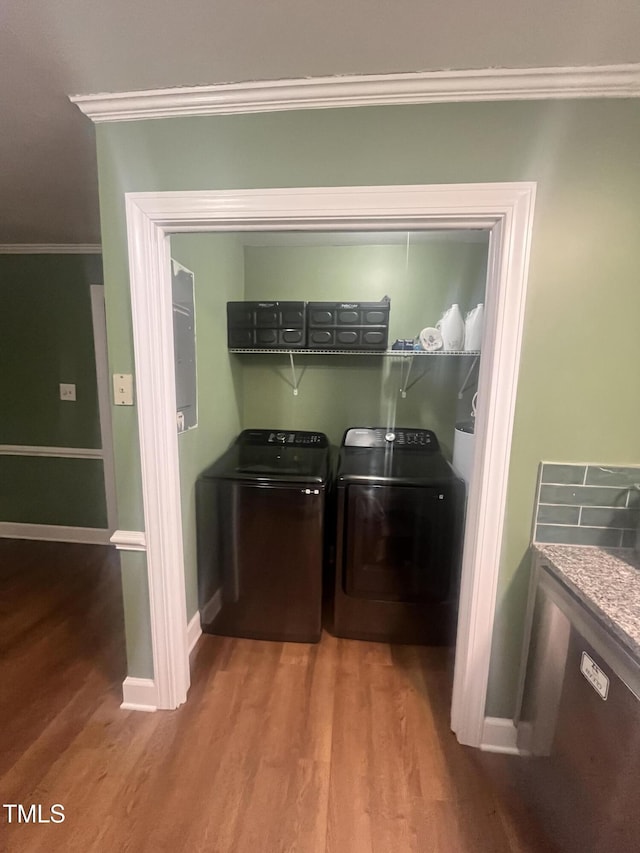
[534,463,640,548]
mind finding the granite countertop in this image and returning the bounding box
[533,543,640,663]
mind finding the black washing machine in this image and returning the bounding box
[333,427,465,645]
[196,429,330,643]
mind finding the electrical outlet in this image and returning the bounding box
[113,373,134,406]
[60,383,76,401]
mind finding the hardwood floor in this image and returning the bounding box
[1,540,558,853]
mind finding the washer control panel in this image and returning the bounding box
[238,429,328,447]
[343,427,439,450]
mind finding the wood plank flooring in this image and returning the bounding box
[0,540,558,853]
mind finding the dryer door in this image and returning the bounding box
[343,484,456,602]
[200,480,324,642]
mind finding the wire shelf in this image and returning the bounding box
[229,348,480,356]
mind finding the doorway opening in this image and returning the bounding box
[123,184,536,748]
[171,228,487,645]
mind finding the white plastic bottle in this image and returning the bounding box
[464,303,484,352]
[437,303,465,351]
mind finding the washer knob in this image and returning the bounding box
[385,432,396,443]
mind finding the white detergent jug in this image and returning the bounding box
[452,392,478,486]
[464,303,484,352]
[436,303,464,351]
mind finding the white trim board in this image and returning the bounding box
[0,523,110,545]
[110,529,147,551]
[122,183,535,745]
[90,285,118,532]
[120,677,158,712]
[71,64,640,123]
[187,611,202,656]
[0,244,101,254]
[0,445,103,459]
[481,717,522,755]
[201,589,222,626]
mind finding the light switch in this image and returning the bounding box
[60,383,76,401]
[113,373,134,406]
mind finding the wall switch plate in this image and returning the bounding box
[113,373,134,406]
[59,383,76,401]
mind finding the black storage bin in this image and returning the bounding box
[227,301,306,349]
[307,300,390,350]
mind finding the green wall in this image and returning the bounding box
[0,254,107,528]
[96,100,640,711]
[171,234,244,621]
[0,457,107,527]
[119,550,153,678]
[241,240,487,451]
[114,234,245,678]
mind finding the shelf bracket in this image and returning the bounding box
[399,355,432,398]
[399,354,413,398]
[289,352,300,396]
[458,355,479,399]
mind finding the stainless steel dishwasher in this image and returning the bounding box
[517,559,640,852]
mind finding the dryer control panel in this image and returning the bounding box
[238,429,328,447]
[342,427,439,450]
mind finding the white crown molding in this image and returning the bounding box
[0,244,101,254]
[70,64,640,123]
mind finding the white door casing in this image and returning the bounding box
[123,184,536,745]
[90,284,118,533]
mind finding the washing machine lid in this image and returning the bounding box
[337,427,457,485]
[200,429,330,484]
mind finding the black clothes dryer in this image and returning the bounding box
[333,427,465,645]
[196,429,331,643]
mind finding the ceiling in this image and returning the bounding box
[2,0,640,245]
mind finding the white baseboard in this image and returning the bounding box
[120,677,158,712]
[516,721,533,756]
[0,522,111,545]
[201,588,222,625]
[480,717,522,754]
[187,610,202,655]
